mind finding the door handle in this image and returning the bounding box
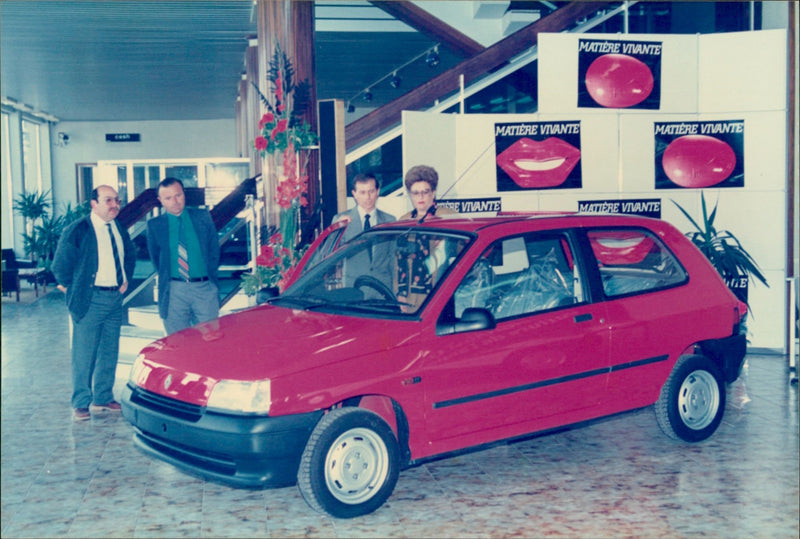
[574,313,593,323]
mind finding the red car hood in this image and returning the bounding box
[135,304,411,403]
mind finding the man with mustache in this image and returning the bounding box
[52,184,136,421]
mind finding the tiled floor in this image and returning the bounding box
[2,292,798,538]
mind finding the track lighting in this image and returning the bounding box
[426,46,440,68]
[347,44,440,106]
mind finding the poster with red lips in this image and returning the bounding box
[495,121,582,191]
[654,120,745,189]
[578,39,662,109]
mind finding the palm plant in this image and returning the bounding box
[13,190,51,264]
[672,193,768,292]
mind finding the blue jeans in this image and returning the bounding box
[70,289,123,408]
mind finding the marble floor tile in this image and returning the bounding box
[2,292,798,538]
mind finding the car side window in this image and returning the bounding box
[587,228,687,297]
[454,233,584,320]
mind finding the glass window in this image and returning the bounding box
[454,233,583,320]
[164,165,198,188]
[587,228,687,298]
[285,229,470,316]
[346,136,403,195]
[21,119,41,194]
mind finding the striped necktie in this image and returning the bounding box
[178,219,190,280]
[107,223,123,286]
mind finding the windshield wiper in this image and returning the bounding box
[268,294,329,309]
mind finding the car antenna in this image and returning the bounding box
[418,140,496,224]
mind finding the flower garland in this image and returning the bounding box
[243,43,317,295]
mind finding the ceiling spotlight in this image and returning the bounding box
[426,47,440,68]
[363,89,373,102]
[347,102,355,113]
[389,73,402,89]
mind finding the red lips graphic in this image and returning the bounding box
[496,137,581,189]
[585,53,654,108]
[589,231,655,265]
[662,135,736,188]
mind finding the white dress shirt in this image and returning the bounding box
[90,212,127,286]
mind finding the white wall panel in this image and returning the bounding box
[698,29,787,113]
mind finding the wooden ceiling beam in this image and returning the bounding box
[368,1,484,57]
[347,1,615,151]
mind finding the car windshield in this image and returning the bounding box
[277,228,472,316]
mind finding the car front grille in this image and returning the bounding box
[129,386,204,422]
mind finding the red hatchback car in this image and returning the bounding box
[121,213,747,518]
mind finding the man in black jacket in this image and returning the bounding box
[52,185,136,421]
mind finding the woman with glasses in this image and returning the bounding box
[399,165,457,220]
[396,165,458,309]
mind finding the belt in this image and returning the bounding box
[94,285,119,291]
[171,276,210,283]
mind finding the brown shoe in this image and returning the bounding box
[73,408,91,421]
[90,401,121,413]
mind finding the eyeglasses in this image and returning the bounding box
[409,189,432,197]
[100,197,121,204]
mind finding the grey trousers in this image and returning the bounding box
[70,289,123,409]
[163,280,220,335]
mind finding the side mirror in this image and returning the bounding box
[256,286,280,305]
[437,307,496,335]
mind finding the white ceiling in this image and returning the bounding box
[0,0,468,122]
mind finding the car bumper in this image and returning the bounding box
[701,333,747,383]
[121,383,323,488]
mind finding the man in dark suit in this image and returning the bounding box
[52,185,136,421]
[146,178,220,335]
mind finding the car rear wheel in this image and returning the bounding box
[655,354,726,442]
[297,407,400,518]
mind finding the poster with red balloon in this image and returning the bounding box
[494,121,582,191]
[654,120,744,189]
[578,39,662,109]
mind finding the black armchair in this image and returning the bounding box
[2,249,37,301]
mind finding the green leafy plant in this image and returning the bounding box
[672,193,768,289]
[12,192,90,273]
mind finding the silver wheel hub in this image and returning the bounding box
[325,427,389,505]
[678,369,719,430]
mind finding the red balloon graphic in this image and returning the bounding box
[585,53,654,108]
[662,135,737,188]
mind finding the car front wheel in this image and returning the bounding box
[297,407,400,518]
[655,354,726,442]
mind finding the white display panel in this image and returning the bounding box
[699,29,787,113]
[538,32,700,115]
[401,29,788,350]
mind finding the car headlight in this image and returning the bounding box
[207,379,272,414]
[129,353,150,386]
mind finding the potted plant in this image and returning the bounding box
[12,192,89,282]
[672,193,768,307]
[12,190,51,266]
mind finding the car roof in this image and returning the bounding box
[377,212,667,234]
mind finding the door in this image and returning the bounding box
[421,231,611,456]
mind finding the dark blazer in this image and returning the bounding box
[52,216,136,322]
[333,206,396,242]
[146,207,220,319]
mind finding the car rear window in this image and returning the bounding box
[587,228,687,298]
